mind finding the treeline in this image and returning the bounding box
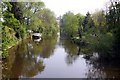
[0,1,58,58]
[60,0,120,60]
[60,12,84,38]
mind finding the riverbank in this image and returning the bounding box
[2,35,31,59]
[2,35,120,78]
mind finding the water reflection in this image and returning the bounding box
[2,36,120,78]
[59,38,120,78]
[31,37,57,58]
[2,37,57,78]
[85,58,120,78]
[85,60,106,78]
[60,39,81,65]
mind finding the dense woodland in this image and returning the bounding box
[60,0,120,60]
[0,1,58,58]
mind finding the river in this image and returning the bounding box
[2,34,120,79]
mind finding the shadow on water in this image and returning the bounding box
[2,35,120,78]
[59,37,120,78]
[2,37,57,78]
[85,57,120,78]
[59,39,81,65]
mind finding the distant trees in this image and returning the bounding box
[60,11,96,40]
[82,12,94,31]
[92,10,106,33]
[60,0,120,60]
[61,12,78,38]
[61,11,84,39]
[39,8,58,36]
[75,13,84,38]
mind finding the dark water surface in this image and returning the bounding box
[2,35,120,78]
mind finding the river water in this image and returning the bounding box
[2,35,120,78]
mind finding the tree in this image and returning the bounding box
[106,0,120,58]
[22,2,45,28]
[2,2,26,39]
[39,8,58,36]
[1,2,27,58]
[9,2,24,24]
[1,1,58,58]
[82,12,95,31]
[61,11,78,38]
[92,10,106,33]
[75,13,84,38]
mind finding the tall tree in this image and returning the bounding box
[9,2,24,23]
[61,11,78,38]
[22,2,45,27]
[75,13,84,38]
[82,12,94,31]
[92,10,106,33]
[39,8,58,35]
[106,0,120,58]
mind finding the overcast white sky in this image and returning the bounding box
[41,0,109,17]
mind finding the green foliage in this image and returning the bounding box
[14,25,27,39]
[2,26,16,48]
[3,11,20,27]
[2,2,27,58]
[2,50,8,58]
[91,33,113,58]
[9,2,24,23]
[106,1,120,58]
[39,8,58,36]
[2,2,12,11]
[75,13,84,26]
[1,1,58,58]
[82,12,95,31]
[22,2,45,27]
[92,10,107,33]
[22,2,57,36]
[2,26,17,58]
[61,11,79,38]
[79,1,120,60]
[3,10,27,39]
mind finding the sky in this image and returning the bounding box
[41,0,109,17]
